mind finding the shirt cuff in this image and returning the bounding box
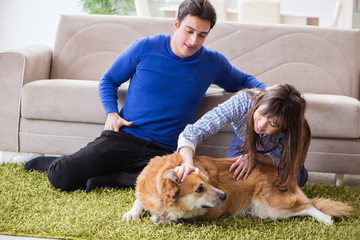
[177,132,197,153]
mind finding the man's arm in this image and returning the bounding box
[213,53,268,91]
[98,38,143,116]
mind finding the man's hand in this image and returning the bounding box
[104,112,133,132]
[227,154,255,181]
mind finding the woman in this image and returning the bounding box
[175,84,311,192]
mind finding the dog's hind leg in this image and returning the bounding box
[122,199,144,221]
[253,200,333,225]
[293,206,333,225]
[256,188,333,225]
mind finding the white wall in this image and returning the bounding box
[280,0,344,28]
[0,0,352,52]
[228,0,348,28]
[0,0,83,51]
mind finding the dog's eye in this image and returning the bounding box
[196,186,204,193]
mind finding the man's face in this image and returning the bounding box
[170,15,211,58]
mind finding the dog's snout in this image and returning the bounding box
[220,192,227,202]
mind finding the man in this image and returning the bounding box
[24,0,268,192]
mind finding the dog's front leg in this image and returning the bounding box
[150,213,181,225]
[198,208,224,220]
[122,199,144,221]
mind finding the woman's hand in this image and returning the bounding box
[227,154,255,180]
[104,112,133,132]
[175,147,199,183]
[174,163,200,183]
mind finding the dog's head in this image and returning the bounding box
[157,169,226,219]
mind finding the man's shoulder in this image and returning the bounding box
[132,34,169,45]
[202,46,220,56]
[146,34,169,43]
[201,46,228,63]
[128,34,169,54]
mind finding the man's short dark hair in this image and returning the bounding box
[177,0,217,30]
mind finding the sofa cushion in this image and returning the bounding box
[21,81,230,125]
[21,80,359,139]
[304,93,360,138]
[21,79,128,124]
[198,89,360,139]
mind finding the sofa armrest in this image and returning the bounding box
[0,45,52,151]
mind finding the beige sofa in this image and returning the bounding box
[0,15,359,179]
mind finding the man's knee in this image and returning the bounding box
[47,159,84,191]
[48,171,84,191]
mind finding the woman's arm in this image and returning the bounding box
[176,92,251,181]
[179,92,249,150]
[175,146,199,183]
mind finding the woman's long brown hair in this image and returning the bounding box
[240,84,310,193]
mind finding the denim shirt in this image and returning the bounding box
[178,89,285,166]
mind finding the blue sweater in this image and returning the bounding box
[99,34,267,149]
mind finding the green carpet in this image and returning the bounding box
[1,163,359,240]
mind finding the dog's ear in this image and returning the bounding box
[158,169,180,207]
[163,169,178,182]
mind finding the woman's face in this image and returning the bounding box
[253,105,281,134]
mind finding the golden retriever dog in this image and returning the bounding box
[122,153,353,225]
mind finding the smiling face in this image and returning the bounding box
[253,104,281,135]
[170,14,211,58]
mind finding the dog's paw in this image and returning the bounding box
[150,214,171,225]
[150,214,182,225]
[122,199,144,221]
[122,209,142,221]
[150,214,166,224]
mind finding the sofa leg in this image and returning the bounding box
[335,173,344,186]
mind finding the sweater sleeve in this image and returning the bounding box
[213,52,268,91]
[98,38,144,115]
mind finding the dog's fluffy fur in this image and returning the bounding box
[123,153,353,225]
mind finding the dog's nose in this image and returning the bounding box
[220,193,227,202]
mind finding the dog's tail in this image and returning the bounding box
[311,198,354,217]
